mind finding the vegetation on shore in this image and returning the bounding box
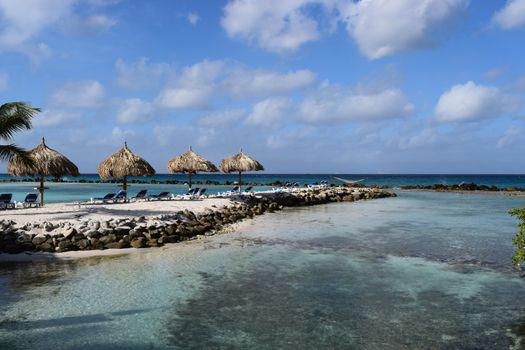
[510,207,525,266]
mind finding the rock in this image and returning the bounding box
[77,239,90,250]
[130,237,146,248]
[37,242,55,253]
[56,239,75,252]
[62,227,77,239]
[32,234,48,246]
[146,238,159,247]
[99,234,117,245]
[104,242,120,249]
[85,229,102,239]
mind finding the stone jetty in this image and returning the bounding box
[0,187,395,254]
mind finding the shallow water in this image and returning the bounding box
[1,191,525,349]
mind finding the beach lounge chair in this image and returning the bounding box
[112,190,127,203]
[149,191,171,200]
[0,193,15,209]
[194,188,207,198]
[23,193,39,208]
[241,186,254,195]
[92,193,116,203]
[217,186,239,196]
[131,189,148,201]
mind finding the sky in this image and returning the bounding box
[1,0,525,174]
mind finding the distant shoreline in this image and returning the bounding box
[1,178,525,192]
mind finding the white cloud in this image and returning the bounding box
[115,58,172,90]
[0,72,8,91]
[111,127,135,143]
[187,12,200,25]
[398,128,438,150]
[199,109,245,127]
[226,68,316,97]
[221,0,321,54]
[157,87,210,110]
[117,98,155,123]
[0,0,75,48]
[492,0,525,29]
[339,0,468,59]
[83,14,117,31]
[483,67,506,81]
[33,110,80,128]
[298,87,414,124]
[434,81,517,122]
[266,127,314,149]
[247,97,292,127]
[50,80,105,108]
[156,59,315,110]
[497,126,522,148]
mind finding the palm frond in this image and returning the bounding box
[0,144,36,170]
[0,102,41,141]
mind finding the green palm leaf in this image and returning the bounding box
[0,102,41,141]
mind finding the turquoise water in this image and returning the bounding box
[1,174,525,204]
[1,191,525,348]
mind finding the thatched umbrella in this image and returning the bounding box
[7,137,79,207]
[167,146,218,188]
[220,148,264,191]
[98,142,155,201]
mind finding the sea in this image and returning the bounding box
[1,175,525,348]
[0,173,524,204]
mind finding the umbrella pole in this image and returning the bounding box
[188,173,192,189]
[39,175,44,207]
[238,171,242,192]
[123,176,128,202]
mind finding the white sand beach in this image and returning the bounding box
[0,197,232,226]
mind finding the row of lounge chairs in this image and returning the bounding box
[216,186,254,197]
[0,193,39,209]
[89,188,209,204]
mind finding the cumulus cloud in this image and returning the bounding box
[247,97,292,127]
[115,58,172,90]
[117,98,155,123]
[220,0,466,58]
[156,59,316,110]
[398,128,438,150]
[157,87,210,110]
[33,109,80,128]
[198,109,245,127]
[298,86,414,124]
[187,12,200,25]
[50,80,105,108]
[221,0,321,54]
[497,126,522,148]
[434,81,518,122]
[226,69,316,98]
[0,72,8,91]
[0,0,75,48]
[492,0,525,29]
[339,0,468,59]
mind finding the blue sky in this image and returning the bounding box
[1,0,525,174]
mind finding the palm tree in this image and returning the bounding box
[0,102,41,168]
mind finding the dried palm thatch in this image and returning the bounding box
[167,146,218,188]
[220,149,264,191]
[98,142,155,200]
[7,137,79,207]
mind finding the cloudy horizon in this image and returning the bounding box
[1,0,524,174]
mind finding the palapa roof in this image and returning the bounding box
[167,146,218,174]
[7,137,79,177]
[219,148,264,173]
[98,142,155,179]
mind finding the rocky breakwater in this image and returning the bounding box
[0,187,396,254]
